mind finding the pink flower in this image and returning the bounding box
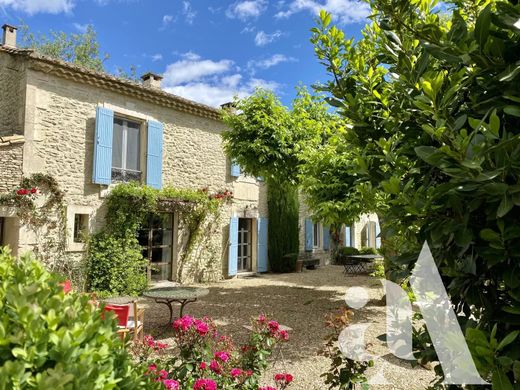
[245,370,253,377]
[158,370,168,380]
[275,373,294,385]
[163,379,179,390]
[214,351,230,362]
[259,387,276,390]
[209,359,221,374]
[230,368,242,378]
[258,314,267,324]
[278,329,289,341]
[147,364,157,372]
[268,320,279,332]
[193,378,217,390]
[199,362,207,370]
[195,320,209,336]
[156,342,168,350]
[173,315,194,331]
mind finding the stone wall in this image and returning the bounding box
[18,67,267,282]
[0,137,24,192]
[0,53,26,136]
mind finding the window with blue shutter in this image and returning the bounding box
[323,225,330,250]
[92,107,114,185]
[146,120,163,189]
[228,217,239,276]
[257,218,268,272]
[230,160,241,177]
[304,218,313,252]
[344,225,351,247]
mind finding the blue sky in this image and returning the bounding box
[0,0,370,107]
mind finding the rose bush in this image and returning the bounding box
[133,315,293,389]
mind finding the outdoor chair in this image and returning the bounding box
[103,302,144,342]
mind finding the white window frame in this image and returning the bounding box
[66,206,92,252]
[313,222,321,248]
[112,117,142,172]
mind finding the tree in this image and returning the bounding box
[20,23,108,72]
[222,89,343,270]
[309,0,520,386]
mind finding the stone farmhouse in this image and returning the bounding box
[0,24,379,283]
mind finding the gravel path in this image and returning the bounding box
[143,265,434,389]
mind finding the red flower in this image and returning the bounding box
[30,187,37,194]
[163,379,179,390]
[278,329,289,341]
[275,373,294,386]
[16,188,29,195]
[230,368,242,378]
[209,360,221,374]
[214,351,230,362]
[147,364,157,372]
[268,320,279,332]
[199,362,207,370]
[193,378,217,390]
[158,370,168,380]
[257,314,267,324]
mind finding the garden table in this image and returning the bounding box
[142,287,209,325]
[343,254,383,274]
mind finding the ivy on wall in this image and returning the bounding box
[86,182,230,297]
[0,173,69,278]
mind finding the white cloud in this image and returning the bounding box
[0,0,74,14]
[163,54,233,85]
[275,0,370,24]
[162,52,280,107]
[254,30,283,46]
[250,54,297,70]
[72,22,89,33]
[151,53,163,62]
[162,14,174,26]
[182,1,196,24]
[226,0,267,21]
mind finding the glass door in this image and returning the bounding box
[237,218,252,272]
[138,214,174,281]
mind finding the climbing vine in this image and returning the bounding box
[0,173,68,276]
[86,182,231,297]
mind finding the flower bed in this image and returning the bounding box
[132,315,293,389]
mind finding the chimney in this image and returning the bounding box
[2,24,17,48]
[141,72,163,90]
[220,102,237,114]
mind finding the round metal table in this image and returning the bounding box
[142,287,209,325]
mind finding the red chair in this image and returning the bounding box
[103,304,131,340]
[103,303,144,341]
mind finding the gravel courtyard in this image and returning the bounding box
[143,265,434,389]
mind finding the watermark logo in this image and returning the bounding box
[339,241,488,385]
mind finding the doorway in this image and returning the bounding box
[237,218,252,272]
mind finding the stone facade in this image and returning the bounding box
[0,136,24,192]
[0,47,267,283]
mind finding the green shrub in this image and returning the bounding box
[277,253,298,273]
[86,233,148,297]
[335,247,360,265]
[358,247,377,255]
[0,247,156,389]
[267,183,299,273]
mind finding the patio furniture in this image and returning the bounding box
[343,254,382,274]
[143,286,209,325]
[103,301,145,341]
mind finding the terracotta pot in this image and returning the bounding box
[295,260,304,273]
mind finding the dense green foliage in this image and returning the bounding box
[222,89,343,271]
[86,183,224,296]
[0,247,155,389]
[309,0,520,386]
[268,183,299,272]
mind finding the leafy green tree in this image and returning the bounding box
[309,0,520,386]
[20,23,108,72]
[222,89,342,270]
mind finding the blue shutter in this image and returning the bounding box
[230,160,241,177]
[323,225,330,250]
[228,217,239,276]
[305,219,313,252]
[257,218,268,272]
[92,107,114,185]
[344,225,351,247]
[146,120,163,189]
[376,221,381,249]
